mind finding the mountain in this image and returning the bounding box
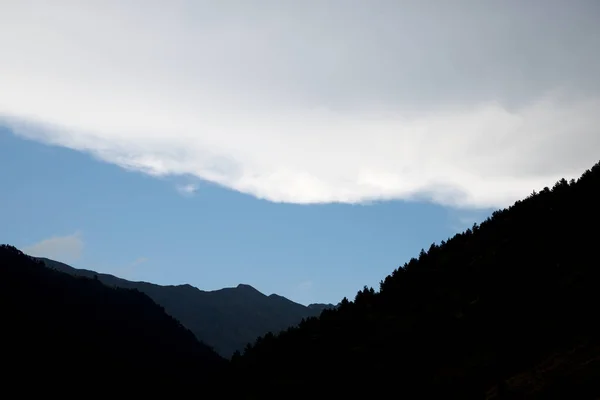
[230,161,600,398]
[38,257,332,358]
[0,245,226,391]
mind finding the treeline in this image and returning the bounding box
[230,161,600,398]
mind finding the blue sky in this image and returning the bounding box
[1,1,598,305]
[0,127,491,305]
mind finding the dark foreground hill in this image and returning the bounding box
[230,161,600,399]
[0,245,226,391]
[39,258,334,358]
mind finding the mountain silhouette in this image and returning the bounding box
[0,245,226,392]
[6,160,600,398]
[230,160,600,399]
[38,257,334,358]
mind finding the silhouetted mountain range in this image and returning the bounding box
[4,160,600,397]
[0,245,226,391]
[38,257,335,358]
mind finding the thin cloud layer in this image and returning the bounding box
[22,232,84,263]
[1,1,599,209]
[176,183,199,197]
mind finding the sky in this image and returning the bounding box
[1,1,599,305]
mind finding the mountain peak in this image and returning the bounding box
[236,283,260,293]
[35,258,326,357]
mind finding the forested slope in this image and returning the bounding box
[231,161,600,399]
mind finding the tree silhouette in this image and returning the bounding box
[229,159,600,399]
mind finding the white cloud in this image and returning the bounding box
[1,1,599,209]
[23,232,84,263]
[176,183,199,196]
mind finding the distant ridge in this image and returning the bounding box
[38,257,333,357]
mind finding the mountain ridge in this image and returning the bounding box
[0,245,226,391]
[5,159,600,397]
[37,257,334,357]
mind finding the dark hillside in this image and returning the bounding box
[40,258,330,358]
[231,161,600,399]
[0,245,226,391]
